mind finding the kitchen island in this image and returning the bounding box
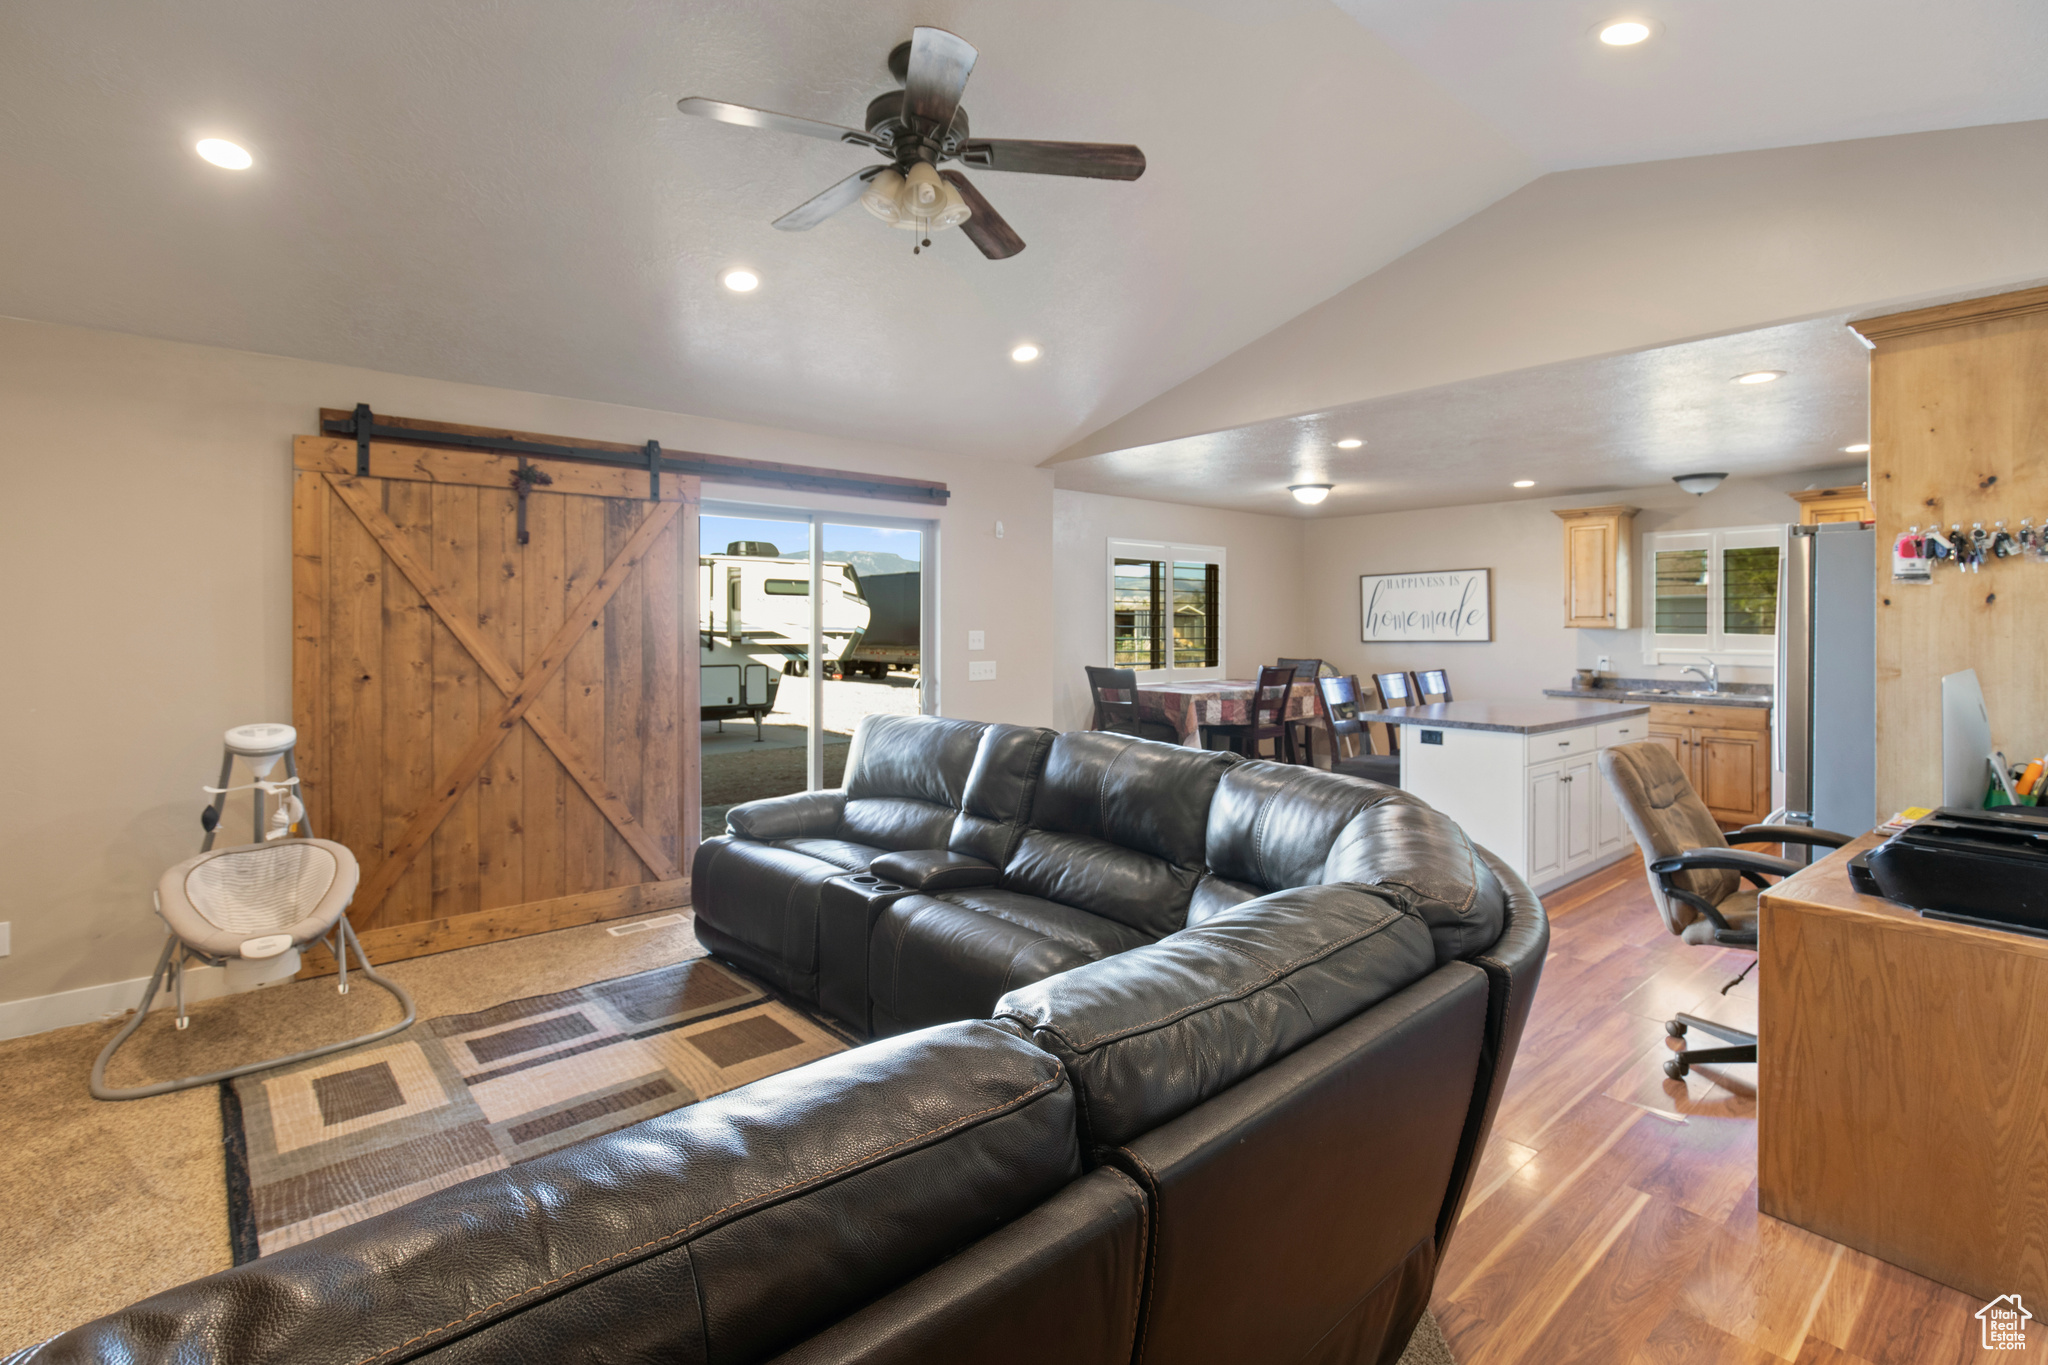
[1356,698,1652,895]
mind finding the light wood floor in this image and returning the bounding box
[1432,853,2035,1365]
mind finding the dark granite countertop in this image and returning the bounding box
[1541,686,1772,710]
[1356,699,1651,735]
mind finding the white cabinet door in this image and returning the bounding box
[1594,750,1630,854]
[1526,761,1564,886]
[1563,755,1598,868]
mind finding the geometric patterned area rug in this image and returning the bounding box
[222,957,847,1261]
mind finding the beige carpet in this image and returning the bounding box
[1402,1310,1457,1365]
[0,911,705,1353]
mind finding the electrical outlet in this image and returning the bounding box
[0,921,10,956]
[968,660,998,681]
[1596,655,1610,671]
[967,630,985,651]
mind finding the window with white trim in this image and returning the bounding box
[1644,525,1783,663]
[1107,540,1225,679]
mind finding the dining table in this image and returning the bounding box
[1134,677,1325,754]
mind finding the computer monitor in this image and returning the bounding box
[1942,669,1994,808]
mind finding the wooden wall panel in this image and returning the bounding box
[1856,286,2048,815]
[291,435,696,966]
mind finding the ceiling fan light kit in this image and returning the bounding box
[677,26,1145,260]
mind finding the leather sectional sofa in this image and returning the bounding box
[12,714,1546,1365]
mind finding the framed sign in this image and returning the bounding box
[1360,569,1492,643]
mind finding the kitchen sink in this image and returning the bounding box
[1620,689,1762,702]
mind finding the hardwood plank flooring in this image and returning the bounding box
[1435,852,2036,1364]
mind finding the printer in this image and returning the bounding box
[1864,805,2048,935]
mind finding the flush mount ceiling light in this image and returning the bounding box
[1513,480,1537,488]
[1289,484,1333,505]
[1674,472,1728,496]
[1335,438,1364,449]
[1598,20,1652,45]
[1733,370,1784,385]
[721,269,760,292]
[1843,442,1871,453]
[1010,343,1040,363]
[195,138,253,170]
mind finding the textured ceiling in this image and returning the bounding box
[1050,317,1873,515]
[0,0,1531,463]
[1335,0,2048,171]
[1,0,2041,478]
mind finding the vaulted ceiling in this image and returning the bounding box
[3,0,2045,477]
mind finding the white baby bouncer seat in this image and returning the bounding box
[91,729,416,1101]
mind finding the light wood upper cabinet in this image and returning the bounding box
[1790,484,1874,525]
[1553,505,1637,628]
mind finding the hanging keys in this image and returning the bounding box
[1993,521,2020,558]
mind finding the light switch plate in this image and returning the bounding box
[967,630,985,651]
[968,660,997,681]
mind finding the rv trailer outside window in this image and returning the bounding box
[763,579,809,595]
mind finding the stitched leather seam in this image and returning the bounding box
[1017,903,1409,1052]
[342,1069,1069,1365]
[1117,1147,1162,1362]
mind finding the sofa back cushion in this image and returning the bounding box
[949,723,1056,866]
[28,1022,1080,1365]
[1001,732,1238,938]
[840,714,991,852]
[1323,801,1507,965]
[993,883,1438,1149]
[1203,761,1419,896]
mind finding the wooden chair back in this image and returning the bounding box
[1359,674,1399,756]
[1415,668,1453,703]
[1084,665,1142,735]
[1242,664,1300,762]
[1276,657,1324,682]
[1374,671,1419,708]
[1318,675,1365,760]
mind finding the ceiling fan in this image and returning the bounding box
[677,27,1146,260]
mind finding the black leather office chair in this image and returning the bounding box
[1601,741,1851,1079]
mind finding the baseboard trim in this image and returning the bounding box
[0,956,238,1042]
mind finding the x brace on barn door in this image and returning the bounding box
[325,472,684,919]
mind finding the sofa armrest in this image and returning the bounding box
[727,790,846,841]
[869,850,1002,892]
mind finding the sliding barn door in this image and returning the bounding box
[291,434,700,966]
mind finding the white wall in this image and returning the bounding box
[1299,466,1867,699]
[0,316,1054,1014]
[1060,119,2048,462]
[1052,491,1308,731]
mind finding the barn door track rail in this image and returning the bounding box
[323,406,949,506]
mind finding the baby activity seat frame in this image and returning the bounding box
[90,727,416,1101]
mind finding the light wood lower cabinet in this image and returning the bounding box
[1645,702,1772,827]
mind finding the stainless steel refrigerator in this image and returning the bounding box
[1776,522,1878,840]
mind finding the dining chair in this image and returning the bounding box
[1360,675,1400,758]
[1373,671,1420,709]
[1275,657,1324,681]
[1084,666,1179,743]
[1278,659,1327,761]
[1415,669,1453,703]
[1318,675,1401,786]
[1201,665,1298,762]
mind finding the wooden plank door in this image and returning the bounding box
[291,434,700,967]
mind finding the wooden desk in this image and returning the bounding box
[1759,835,2048,1303]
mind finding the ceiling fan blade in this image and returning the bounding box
[773,166,888,231]
[939,171,1025,260]
[676,97,869,146]
[903,27,977,135]
[958,140,1146,181]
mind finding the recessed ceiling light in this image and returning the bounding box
[1513,480,1537,488]
[195,138,253,170]
[1335,438,1363,449]
[1289,484,1332,505]
[1733,370,1784,384]
[1598,20,1651,45]
[1011,343,1041,363]
[721,269,760,292]
[1843,442,1871,453]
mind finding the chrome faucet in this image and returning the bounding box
[1680,660,1720,693]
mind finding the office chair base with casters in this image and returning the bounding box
[1663,1013,1758,1078]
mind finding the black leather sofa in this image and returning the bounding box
[13,715,1545,1365]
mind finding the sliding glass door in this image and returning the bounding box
[697,501,934,837]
